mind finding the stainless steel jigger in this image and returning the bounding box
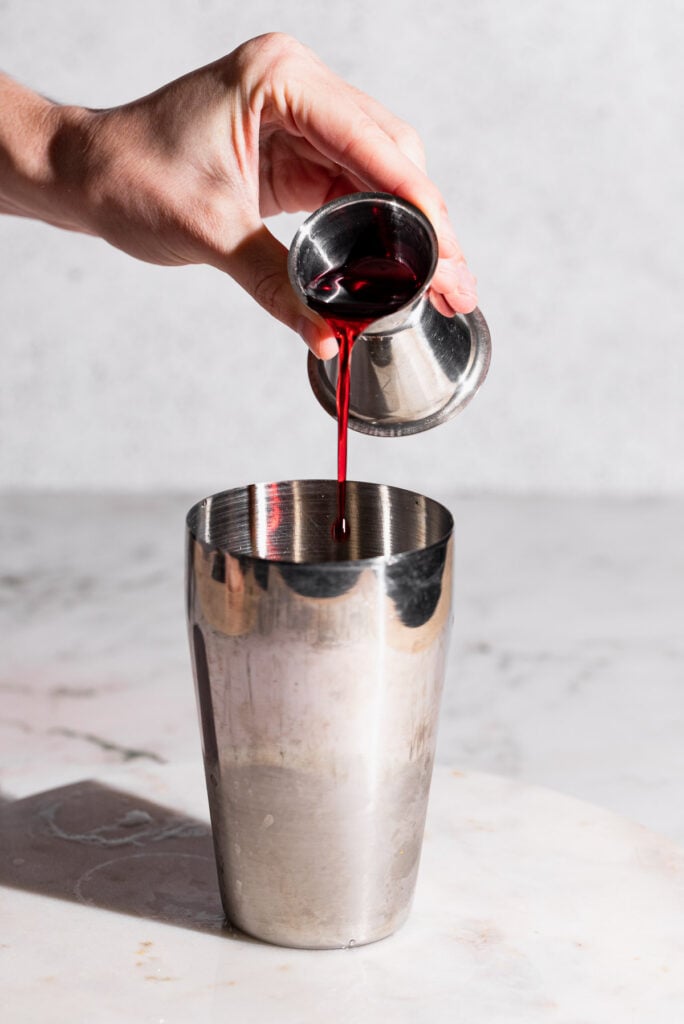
[288,192,491,436]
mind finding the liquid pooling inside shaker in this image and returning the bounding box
[304,255,420,541]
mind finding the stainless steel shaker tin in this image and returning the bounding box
[186,480,454,949]
[289,192,491,437]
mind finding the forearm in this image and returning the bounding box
[0,73,92,233]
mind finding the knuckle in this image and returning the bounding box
[353,114,386,151]
[233,33,314,103]
[242,32,304,67]
[398,127,426,168]
[252,265,288,316]
[396,120,422,151]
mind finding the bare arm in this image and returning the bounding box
[0,74,81,229]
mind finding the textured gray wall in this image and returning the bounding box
[1,1,682,495]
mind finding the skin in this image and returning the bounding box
[0,32,478,359]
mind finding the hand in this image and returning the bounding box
[0,34,478,358]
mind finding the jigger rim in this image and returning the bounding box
[287,191,439,312]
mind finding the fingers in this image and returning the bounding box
[278,54,478,311]
[433,216,479,312]
[211,221,338,359]
[216,36,479,332]
[348,87,428,172]
[292,85,443,224]
[297,314,339,360]
[431,253,479,315]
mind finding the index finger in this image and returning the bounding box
[288,75,447,232]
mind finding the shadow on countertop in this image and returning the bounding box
[0,780,255,942]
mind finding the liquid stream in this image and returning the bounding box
[305,255,419,541]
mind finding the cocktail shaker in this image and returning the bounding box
[186,480,453,948]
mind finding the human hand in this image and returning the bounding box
[1,34,478,358]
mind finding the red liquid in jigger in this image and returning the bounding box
[305,256,420,540]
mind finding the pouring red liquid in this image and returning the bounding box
[304,255,420,540]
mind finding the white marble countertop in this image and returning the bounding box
[1,491,684,1020]
[3,761,684,1023]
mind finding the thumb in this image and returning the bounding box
[217,223,338,360]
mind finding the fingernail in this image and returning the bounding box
[454,262,478,300]
[317,336,339,360]
[297,317,337,360]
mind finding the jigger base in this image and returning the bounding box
[307,306,491,437]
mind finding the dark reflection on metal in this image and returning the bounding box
[385,542,448,628]
[192,625,219,766]
[276,563,361,600]
[211,550,226,584]
[418,301,473,383]
[252,559,269,592]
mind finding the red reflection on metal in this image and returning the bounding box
[266,482,282,558]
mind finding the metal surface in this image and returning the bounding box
[289,192,491,436]
[186,480,454,949]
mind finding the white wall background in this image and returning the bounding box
[1,0,682,497]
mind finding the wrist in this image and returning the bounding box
[0,74,95,234]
